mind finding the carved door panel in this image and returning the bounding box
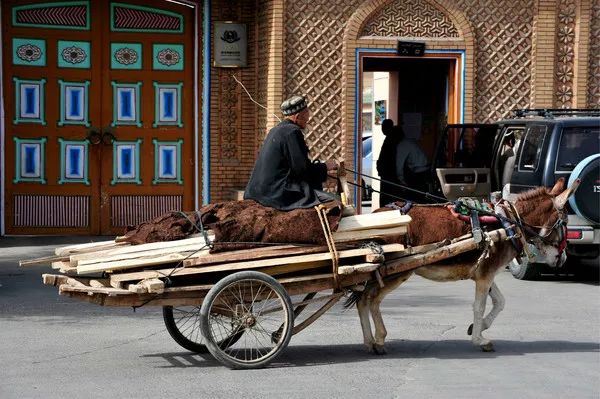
[98,0,194,235]
[2,0,195,235]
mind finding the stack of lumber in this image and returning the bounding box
[22,210,411,307]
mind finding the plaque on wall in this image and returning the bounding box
[214,22,247,67]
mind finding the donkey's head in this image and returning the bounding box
[512,178,580,267]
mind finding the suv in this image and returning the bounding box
[433,109,600,279]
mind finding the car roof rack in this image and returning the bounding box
[512,108,600,118]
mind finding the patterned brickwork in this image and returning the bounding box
[284,1,357,161]
[589,0,600,108]
[256,0,271,151]
[554,0,577,108]
[283,0,534,169]
[209,0,260,202]
[361,0,459,38]
[454,0,534,121]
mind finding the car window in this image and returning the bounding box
[555,126,600,171]
[433,125,499,169]
[518,124,547,172]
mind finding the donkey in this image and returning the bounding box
[350,178,579,354]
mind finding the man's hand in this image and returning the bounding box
[325,160,338,171]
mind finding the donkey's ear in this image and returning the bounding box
[549,177,566,196]
[554,178,581,209]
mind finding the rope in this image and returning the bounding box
[468,233,492,278]
[345,167,448,202]
[231,73,281,123]
[177,211,213,250]
[314,204,340,290]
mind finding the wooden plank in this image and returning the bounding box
[259,261,329,277]
[79,243,335,275]
[69,235,211,264]
[337,211,411,232]
[184,243,403,268]
[42,274,85,287]
[127,278,165,294]
[338,262,381,275]
[75,243,211,267]
[20,255,69,267]
[51,261,80,275]
[56,272,374,308]
[110,244,405,287]
[58,284,133,296]
[332,225,407,243]
[183,244,331,267]
[55,240,128,256]
[292,296,342,335]
[76,250,211,275]
[382,228,510,276]
[59,291,206,307]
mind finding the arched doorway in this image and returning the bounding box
[358,50,464,209]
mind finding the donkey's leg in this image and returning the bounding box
[467,281,505,334]
[370,273,411,355]
[471,277,495,352]
[356,288,376,352]
[482,282,505,331]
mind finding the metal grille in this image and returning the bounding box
[13,195,89,227]
[111,195,183,227]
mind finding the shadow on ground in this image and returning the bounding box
[142,339,600,369]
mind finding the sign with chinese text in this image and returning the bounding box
[214,22,247,67]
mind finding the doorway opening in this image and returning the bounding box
[358,52,462,211]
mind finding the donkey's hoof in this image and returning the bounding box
[480,342,495,352]
[373,344,387,355]
[467,324,473,336]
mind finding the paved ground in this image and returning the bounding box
[0,236,598,399]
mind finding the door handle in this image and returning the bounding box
[101,126,115,145]
[86,128,102,145]
[102,131,115,145]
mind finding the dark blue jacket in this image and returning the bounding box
[244,119,328,210]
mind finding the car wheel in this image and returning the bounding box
[508,258,541,280]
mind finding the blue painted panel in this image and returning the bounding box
[25,146,37,174]
[163,92,174,118]
[69,147,81,175]
[162,148,174,176]
[121,148,132,176]
[69,89,81,117]
[120,91,132,118]
[24,87,36,115]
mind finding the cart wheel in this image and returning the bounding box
[200,271,293,369]
[162,306,243,353]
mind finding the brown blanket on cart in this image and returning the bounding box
[118,199,343,251]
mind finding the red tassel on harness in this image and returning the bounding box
[447,205,499,225]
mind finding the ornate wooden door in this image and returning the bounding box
[2,0,196,235]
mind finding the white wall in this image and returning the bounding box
[370,71,398,209]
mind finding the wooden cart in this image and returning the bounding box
[33,220,510,369]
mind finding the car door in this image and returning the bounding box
[432,123,499,200]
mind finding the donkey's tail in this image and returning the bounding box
[343,290,363,308]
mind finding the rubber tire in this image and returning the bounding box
[200,271,294,369]
[163,306,243,353]
[509,258,541,280]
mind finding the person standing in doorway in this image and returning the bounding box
[377,120,430,205]
[376,119,401,206]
